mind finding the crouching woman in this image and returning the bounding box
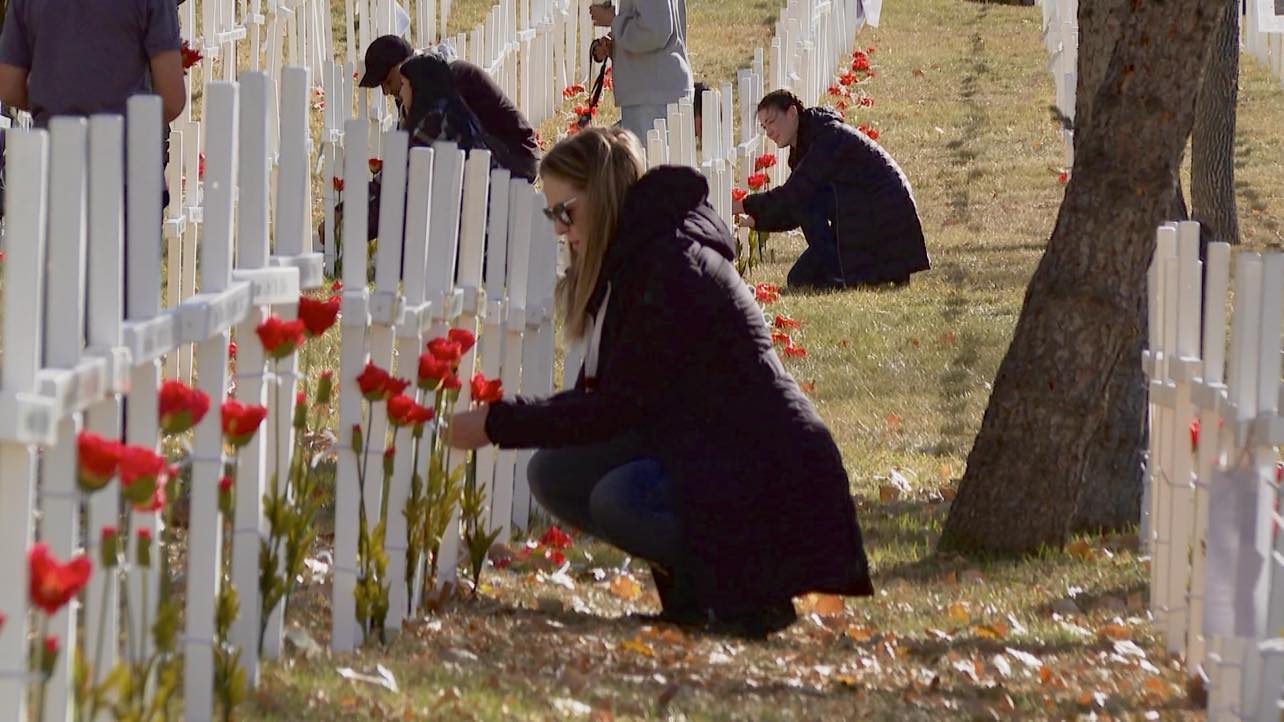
[447,127,873,636]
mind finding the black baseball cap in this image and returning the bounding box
[358,35,414,88]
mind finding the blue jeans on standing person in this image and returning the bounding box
[786,184,845,290]
[618,104,672,145]
[526,434,680,569]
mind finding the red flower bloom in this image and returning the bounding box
[228,340,237,359]
[28,542,91,614]
[774,314,802,330]
[137,527,152,542]
[448,328,477,354]
[387,394,430,428]
[331,279,343,292]
[746,172,769,191]
[470,373,503,403]
[198,152,206,180]
[357,362,393,400]
[828,84,843,97]
[1057,170,1069,184]
[562,83,586,98]
[771,331,792,345]
[369,158,383,175]
[221,399,268,448]
[867,46,876,54]
[255,315,306,358]
[298,295,341,337]
[158,379,210,435]
[839,71,857,86]
[443,374,462,391]
[180,40,203,72]
[754,153,777,172]
[427,337,463,366]
[754,282,780,303]
[783,343,808,358]
[852,55,871,72]
[1190,418,1199,452]
[418,353,454,388]
[859,96,874,107]
[118,445,166,505]
[77,431,121,492]
[546,548,567,567]
[732,187,748,202]
[540,525,573,549]
[332,176,345,192]
[384,376,411,397]
[836,99,849,111]
[219,475,233,494]
[860,125,880,141]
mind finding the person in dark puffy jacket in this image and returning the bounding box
[447,127,874,637]
[734,89,930,290]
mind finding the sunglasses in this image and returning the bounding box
[542,197,577,226]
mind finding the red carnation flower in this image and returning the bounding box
[470,373,503,404]
[255,315,306,358]
[746,172,769,191]
[221,399,268,448]
[77,431,122,492]
[29,543,91,614]
[540,525,573,549]
[158,379,210,435]
[732,187,748,202]
[298,295,341,337]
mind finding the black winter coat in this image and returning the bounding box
[485,165,874,616]
[743,107,930,284]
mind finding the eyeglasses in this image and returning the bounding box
[542,197,578,226]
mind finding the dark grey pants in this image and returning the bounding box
[526,435,681,568]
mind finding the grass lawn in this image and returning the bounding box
[238,0,1284,719]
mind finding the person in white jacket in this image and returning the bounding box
[589,0,693,143]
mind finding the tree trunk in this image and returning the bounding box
[939,0,1223,555]
[1191,0,1240,246]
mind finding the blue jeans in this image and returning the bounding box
[787,185,845,290]
[527,435,680,568]
[618,104,671,145]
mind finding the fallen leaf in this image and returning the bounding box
[1065,539,1094,559]
[912,67,924,77]
[1038,665,1053,685]
[799,381,816,394]
[619,636,654,657]
[1005,647,1042,669]
[846,624,875,642]
[973,621,1008,640]
[884,413,903,431]
[1099,622,1131,641]
[879,484,902,502]
[946,602,969,624]
[801,593,845,617]
[609,573,642,601]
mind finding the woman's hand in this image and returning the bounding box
[589,3,616,27]
[447,406,492,450]
[591,36,614,62]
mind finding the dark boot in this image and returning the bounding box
[708,600,798,640]
[631,564,705,626]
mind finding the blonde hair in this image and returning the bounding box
[540,127,647,339]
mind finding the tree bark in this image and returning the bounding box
[1191,0,1240,246]
[939,0,1223,555]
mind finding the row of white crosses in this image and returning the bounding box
[327,128,558,649]
[0,83,271,720]
[1243,0,1284,87]
[1037,0,1077,168]
[1142,221,1284,721]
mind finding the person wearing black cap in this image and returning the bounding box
[359,34,538,179]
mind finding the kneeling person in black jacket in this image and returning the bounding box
[733,90,930,290]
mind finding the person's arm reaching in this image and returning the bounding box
[149,50,185,122]
[0,64,28,109]
[145,0,184,121]
[610,0,677,55]
[742,127,845,233]
[0,0,31,109]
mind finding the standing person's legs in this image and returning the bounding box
[618,104,670,145]
[786,185,844,290]
[525,434,647,537]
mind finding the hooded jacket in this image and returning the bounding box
[743,107,930,284]
[485,165,874,615]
